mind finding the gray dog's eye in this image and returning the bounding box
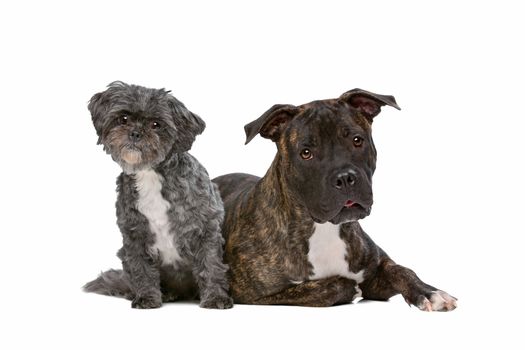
[120,115,128,125]
[151,121,161,129]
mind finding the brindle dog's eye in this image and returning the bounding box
[300,148,313,160]
[353,136,364,147]
[120,115,128,125]
[151,121,161,129]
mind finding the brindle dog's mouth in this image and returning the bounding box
[344,200,368,211]
[344,200,357,208]
[310,200,371,224]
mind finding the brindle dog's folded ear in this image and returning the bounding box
[244,104,299,144]
[339,89,401,122]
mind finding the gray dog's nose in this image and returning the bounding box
[129,130,141,142]
[333,171,357,190]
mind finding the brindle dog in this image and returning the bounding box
[214,89,457,311]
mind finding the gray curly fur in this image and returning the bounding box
[83,81,233,309]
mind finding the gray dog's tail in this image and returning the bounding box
[83,269,133,300]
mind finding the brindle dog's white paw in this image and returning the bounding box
[416,290,457,312]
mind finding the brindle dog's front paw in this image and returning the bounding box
[409,290,457,312]
[131,295,162,309]
[200,295,234,309]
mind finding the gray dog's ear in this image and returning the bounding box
[166,95,206,152]
[244,104,300,144]
[87,81,129,144]
[339,88,401,121]
[88,91,108,144]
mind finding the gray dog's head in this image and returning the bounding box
[244,89,400,224]
[88,81,205,173]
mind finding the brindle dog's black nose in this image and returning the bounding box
[333,171,357,190]
[129,130,141,142]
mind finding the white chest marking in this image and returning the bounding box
[308,222,364,283]
[134,169,181,265]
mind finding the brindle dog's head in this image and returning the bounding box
[244,89,400,224]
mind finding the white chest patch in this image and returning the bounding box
[134,169,181,266]
[307,222,364,284]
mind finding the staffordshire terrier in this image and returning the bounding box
[213,89,457,311]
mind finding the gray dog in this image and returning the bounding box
[83,81,233,309]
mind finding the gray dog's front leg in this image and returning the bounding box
[191,226,233,309]
[118,246,162,309]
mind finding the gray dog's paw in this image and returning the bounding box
[161,292,180,303]
[415,290,457,312]
[200,295,234,309]
[131,295,162,309]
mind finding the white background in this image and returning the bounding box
[1,0,523,349]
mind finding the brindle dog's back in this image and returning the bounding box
[214,173,259,213]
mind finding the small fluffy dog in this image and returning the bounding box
[83,81,233,309]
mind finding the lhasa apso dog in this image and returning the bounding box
[83,81,233,309]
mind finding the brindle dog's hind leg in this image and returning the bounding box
[252,276,359,307]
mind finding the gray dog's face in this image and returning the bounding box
[88,81,205,173]
[245,89,400,224]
